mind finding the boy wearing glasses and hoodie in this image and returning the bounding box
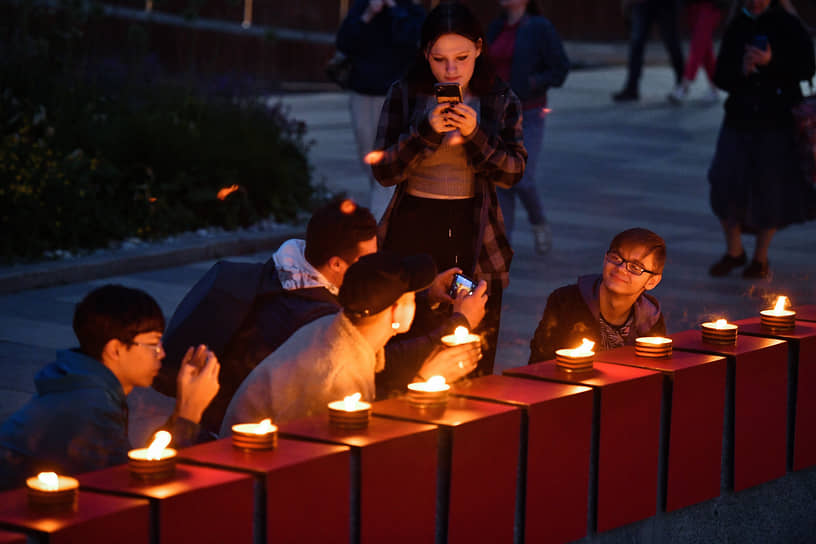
[0,284,219,489]
[528,228,666,363]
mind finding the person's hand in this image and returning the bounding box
[362,0,396,23]
[174,345,220,424]
[452,279,487,329]
[427,267,461,305]
[417,342,482,383]
[428,103,458,134]
[743,43,772,75]
[444,102,478,138]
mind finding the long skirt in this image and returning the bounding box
[708,123,816,232]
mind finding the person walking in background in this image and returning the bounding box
[668,0,729,104]
[336,0,426,221]
[370,2,527,376]
[487,0,569,254]
[613,0,686,102]
[708,0,816,279]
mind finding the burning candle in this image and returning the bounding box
[701,319,738,345]
[635,336,673,358]
[128,430,177,482]
[760,296,796,331]
[232,418,279,451]
[555,339,596,372]
[26,472,79,513]
[407,375,451,407]
[328,393,372,430]
[440,326,480,347]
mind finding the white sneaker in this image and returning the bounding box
[702,87,719,104]
[532,222,552,255]
[667,85,688,105]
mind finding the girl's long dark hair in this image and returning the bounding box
[403,2,496,96]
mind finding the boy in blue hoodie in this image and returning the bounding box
[0,285,219,489]
[529,228,666,363]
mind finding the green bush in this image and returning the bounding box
[0,1,315,263]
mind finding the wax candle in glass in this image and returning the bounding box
[635,336,673,358]
[26,472,79,513]
[232,418,278,450]
[441,326,480,347]
[701,319,738,345]
[128,430,177,482]
[328,393,371,429]
[555,338,595,372]
[760,296,796,331]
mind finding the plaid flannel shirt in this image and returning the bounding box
[371,79,527,289]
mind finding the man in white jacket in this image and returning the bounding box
[221,252,468,431]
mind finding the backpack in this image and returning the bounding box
[154,259,271,397]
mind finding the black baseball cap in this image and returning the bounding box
[339,252,437,319]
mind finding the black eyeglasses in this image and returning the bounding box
[131,341,163,355]
[605,251,659,276]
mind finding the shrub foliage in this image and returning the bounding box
[0,0,314,262]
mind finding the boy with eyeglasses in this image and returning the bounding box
[0,284,220,489]
[528,228,666,363]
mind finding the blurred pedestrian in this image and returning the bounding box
[708,0,816,279]
[336,0,426,221]
[668,0,729,104]
[614,0,686,102]
[370,2,527,375]
[487,0,569,254]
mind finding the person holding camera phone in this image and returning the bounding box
[369,2,527,377]
[707,0,816,279]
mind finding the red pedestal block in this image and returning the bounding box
[0,488,149,544]
[595,347,727,512]
[179,437,351,543]
[0,529,25,543]
[450,375,593,544]
[505,361,662,533]
[281,415,438,544]
[671,330,787,492]
[78,463,254,543]
[796,305,816,323]
[734,317,816,472]
[372,396,521,544]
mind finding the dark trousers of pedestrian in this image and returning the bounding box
[384,194,502,376]
[624,0,685,93]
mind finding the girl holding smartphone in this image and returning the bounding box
[369,2,527,375]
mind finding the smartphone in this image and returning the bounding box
[434,82,463,104]
[448,272,475,299]
[750,34,768,50]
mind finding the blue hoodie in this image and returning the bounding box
[0,349,198,489]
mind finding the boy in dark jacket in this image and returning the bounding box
[529,228,666,363]
[0,285,219,489]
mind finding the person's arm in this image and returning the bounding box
[370,83,445,187]
[460,89,527,189]
[528,19,570,91]
[336,0,378,55]
[164,346,220,446]
[713,23,750,92]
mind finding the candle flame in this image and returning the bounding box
[255,418,273,434]
[37,472,59,491]
[146,430,172,460]
[217,184,240,201]
[453,326,469,341]
[364,150,384,165]
[773,296,788,313]
[343,393,362,411]
[427,375,446,387]
[715,319,728,329]
[574,338,595,355]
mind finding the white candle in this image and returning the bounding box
[232,418,277,436]
[128,430,177,461]
[26,472,78,493]
[702,319,737,331]
[441,326,480,347]
[556,338,596,359]
[636,336,672,346]
[328,393,371,413]
[407,375,450,393]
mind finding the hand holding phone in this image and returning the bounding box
[448,272,475,299]
[434,82,463,104]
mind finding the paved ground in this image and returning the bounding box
[1,59,815,445]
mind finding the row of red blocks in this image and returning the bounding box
[1,305,815,543]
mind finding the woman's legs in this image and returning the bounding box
[753,228,776,264]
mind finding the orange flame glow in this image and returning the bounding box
[773,296,788,313]
[574,338,595,355]
[343,393,363,411]
[146,430,172,460]
[37,472,59,491]
[217,185,240,201]
[364,151,384,165]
